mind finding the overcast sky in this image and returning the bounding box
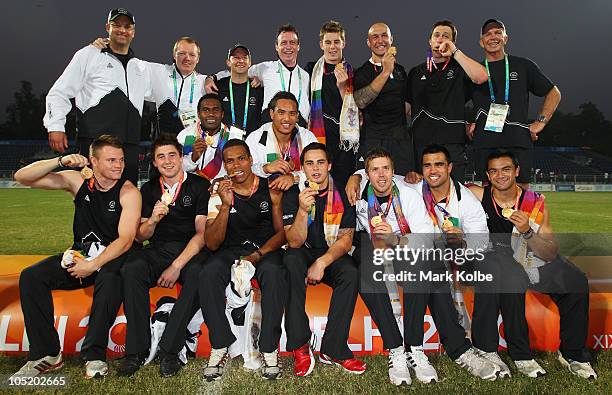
[1,0,610,124]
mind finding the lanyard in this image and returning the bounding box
[229,80,250,130]
[232,176,259,206]
[172,68,196,109]
[434,184,453,218]
[278,61,302,107]
[484,54,509,104]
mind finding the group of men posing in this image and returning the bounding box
[13,7,596,387]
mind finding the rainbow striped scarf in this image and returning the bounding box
[518,189,545,226]
[305,175,345,247]
[308,57,359,152]
[196,125,230,181]
[367,182,410,235]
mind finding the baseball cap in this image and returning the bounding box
[227,44,250,59]
[107,8,135,24]
[481,18,505,35]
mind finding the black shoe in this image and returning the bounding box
[160,353,182,378]
[117,353,146,377]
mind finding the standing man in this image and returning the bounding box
[117,135,211,378]
[407,21,488,183]
[353,147,499,384]
[177,94,245,180]
[207,24,311,126]
[306,20,359,186]
[246,91,318,191]
[283,142,366,377]
[468,19,561,186]
[12,135,141,379]
[200,139,287,381]
[44,9,150,184]
[468,151,596,379]
[216,44,264,135]
[353,23,414,178]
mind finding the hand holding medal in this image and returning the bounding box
[298,180,319,213]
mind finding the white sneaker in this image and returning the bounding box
[85,360,108,379]
[203,347,229,382]
[387,346,411,386]
[557,352,597,380]
[476,349,511,378]
[11,353,63,378]
[515,359,546,378]
[406,346,438,383]
[455,347,499,381]
[261,349,281,380]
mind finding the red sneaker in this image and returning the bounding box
[319,353,367,375]
[292,342,315,377]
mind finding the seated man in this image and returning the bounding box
[200,139,286,381]
[469,150,597,379]
[13,135,141,379]
[353,147,499,385]
[283,142,366,376]
[117,134,211,377]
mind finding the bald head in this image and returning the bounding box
[367,22,393,58]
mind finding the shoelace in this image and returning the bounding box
[209,349,227,366]
[263,352,278,367]
[389,350,408,369]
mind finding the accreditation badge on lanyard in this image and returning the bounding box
[179,109,197,128]
[484,55,510,133]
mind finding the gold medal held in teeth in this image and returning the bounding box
[205,135,215,146]
[371,215,383,227]
[80,166,93,179]
[502,208,515,218]
[161,191,174,206]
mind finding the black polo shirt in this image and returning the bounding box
[216,77,264,135]
[140,173,211,244]
[354,60,409,134]
[407,58,470,146]
[469,55,554,149]
[282,184,355,249]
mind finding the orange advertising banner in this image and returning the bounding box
[1,256,611,357]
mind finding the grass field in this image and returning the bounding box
[0,189,611,393]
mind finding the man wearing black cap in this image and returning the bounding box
[44,8,151,184]
[216,45,264,135]
[468,19,561,187]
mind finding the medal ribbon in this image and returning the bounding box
[159,172,185,206]
[231,175,259,207]
[492,184,521,218]
[229,80,250,130]
[278,61,302,108]
[484,54,509,104]
[426,49,450,73]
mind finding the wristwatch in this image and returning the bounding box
[536,114,547,123]
[522,228,534,239]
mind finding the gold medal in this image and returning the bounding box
[161,191,174,206]
[388,46,397,56]
[502,208,515,218]
[307,180,319,191]
[335,63,345,71]
[80,166,93,180]
[205,135,215,146]
[370,215,383,227]
[442,217,453,229]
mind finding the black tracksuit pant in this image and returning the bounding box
[199,247,286,353]
[284,247,359,360]
[355,240,471,359]
[120,242,209,355]
[471,254,591,362]
[19,252,127,361]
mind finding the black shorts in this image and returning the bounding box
[473,146,533,183]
